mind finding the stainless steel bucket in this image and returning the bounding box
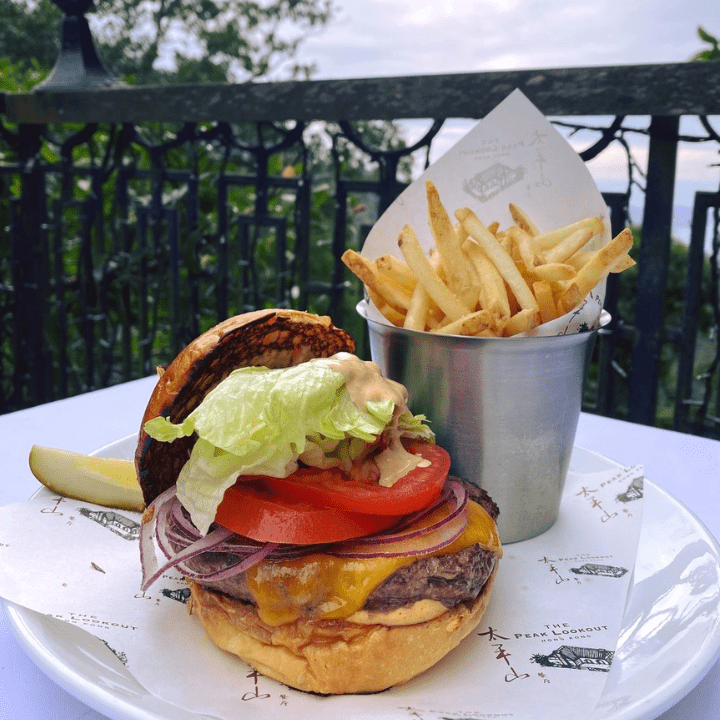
[358,300,610,543]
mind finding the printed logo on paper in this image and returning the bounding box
[77,507,140,541]
[570,563,628,578]
[616,475,644,503]
[463,162,525,203]
[531,645,614,672]
[162,587,192,603]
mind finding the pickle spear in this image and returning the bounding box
[29,445,144,512]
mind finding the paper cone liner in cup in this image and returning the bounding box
[360,89,611,336]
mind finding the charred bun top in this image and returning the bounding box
[135,309,355,505]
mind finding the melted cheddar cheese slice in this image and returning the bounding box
[246,500,501,626]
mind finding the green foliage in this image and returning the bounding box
[90,0,333,85]
[606,227,717,428]
[615,228,714,333]
[0,0,333,85]
[0,56,50,91]
[0,0,62,68]
[690,26,720,61]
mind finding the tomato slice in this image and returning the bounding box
[262,440,450,516]
[215,479,404,544]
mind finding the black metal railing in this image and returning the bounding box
[1,11,719,438]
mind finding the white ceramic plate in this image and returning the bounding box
[4,439,720,720]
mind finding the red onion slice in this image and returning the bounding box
[141,522,235,591]
[346,480,467,546]
[140,487,290,590]
[328,481,469,559]
[139,485,179,589]
[177,542,279,583]
[381,482,455,533]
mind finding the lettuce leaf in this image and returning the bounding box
[144,360,431,534]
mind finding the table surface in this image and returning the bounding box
[1,375,719,720]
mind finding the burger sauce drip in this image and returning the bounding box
[328,353,429,487]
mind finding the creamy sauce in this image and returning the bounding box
[346,598,448,626]
[328,352,408,411]
[374,434,430,487]
[327,353,429,486]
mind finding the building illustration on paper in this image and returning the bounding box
[77,507,140,541]
[531,645,614,672]
[570,563,628,578]
[162,587,192,604]
[463,162,525,202]
[616,475,644,503]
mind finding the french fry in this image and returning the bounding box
[426,181,476,309]
[454,222,469,243]
[455,207,539,313]
[533,216,604,252]
[428,247,446,279]
[567,250,636,273]
[533,280,558,324]
[426,250,448,325]
[506,285,521,316]
[609,254,636,272]
[375,254,417,294]
[508,225,543,270]
[464,248,480,285]
[529,262,577,282]
[564,251,591,272]
[341,249,412,312]
[463,239,511,318]
[558,228,634,313]
[404,282,430,330]
[508,203,539,236]
[557,282,583,314]
[366,288,406,327]
[496,230,513,256]
[543,226,595,264]
[432,309,495,336]
[397,225,468,322]
[504,308,539,336]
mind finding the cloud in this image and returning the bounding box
[297,0,719,79]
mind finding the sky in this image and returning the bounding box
[291,0,720,244]
[295,0,716,80]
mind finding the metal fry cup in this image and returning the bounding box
[358,301,611,544]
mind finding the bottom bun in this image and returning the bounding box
[187,565,498,695]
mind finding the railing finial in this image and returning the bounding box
[35,0,123,91]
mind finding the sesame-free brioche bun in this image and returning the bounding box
[187,563,498,695]
[135,309,354,505]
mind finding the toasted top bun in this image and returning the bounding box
[135,309,355,505]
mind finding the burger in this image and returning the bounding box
[136,309,501,694]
